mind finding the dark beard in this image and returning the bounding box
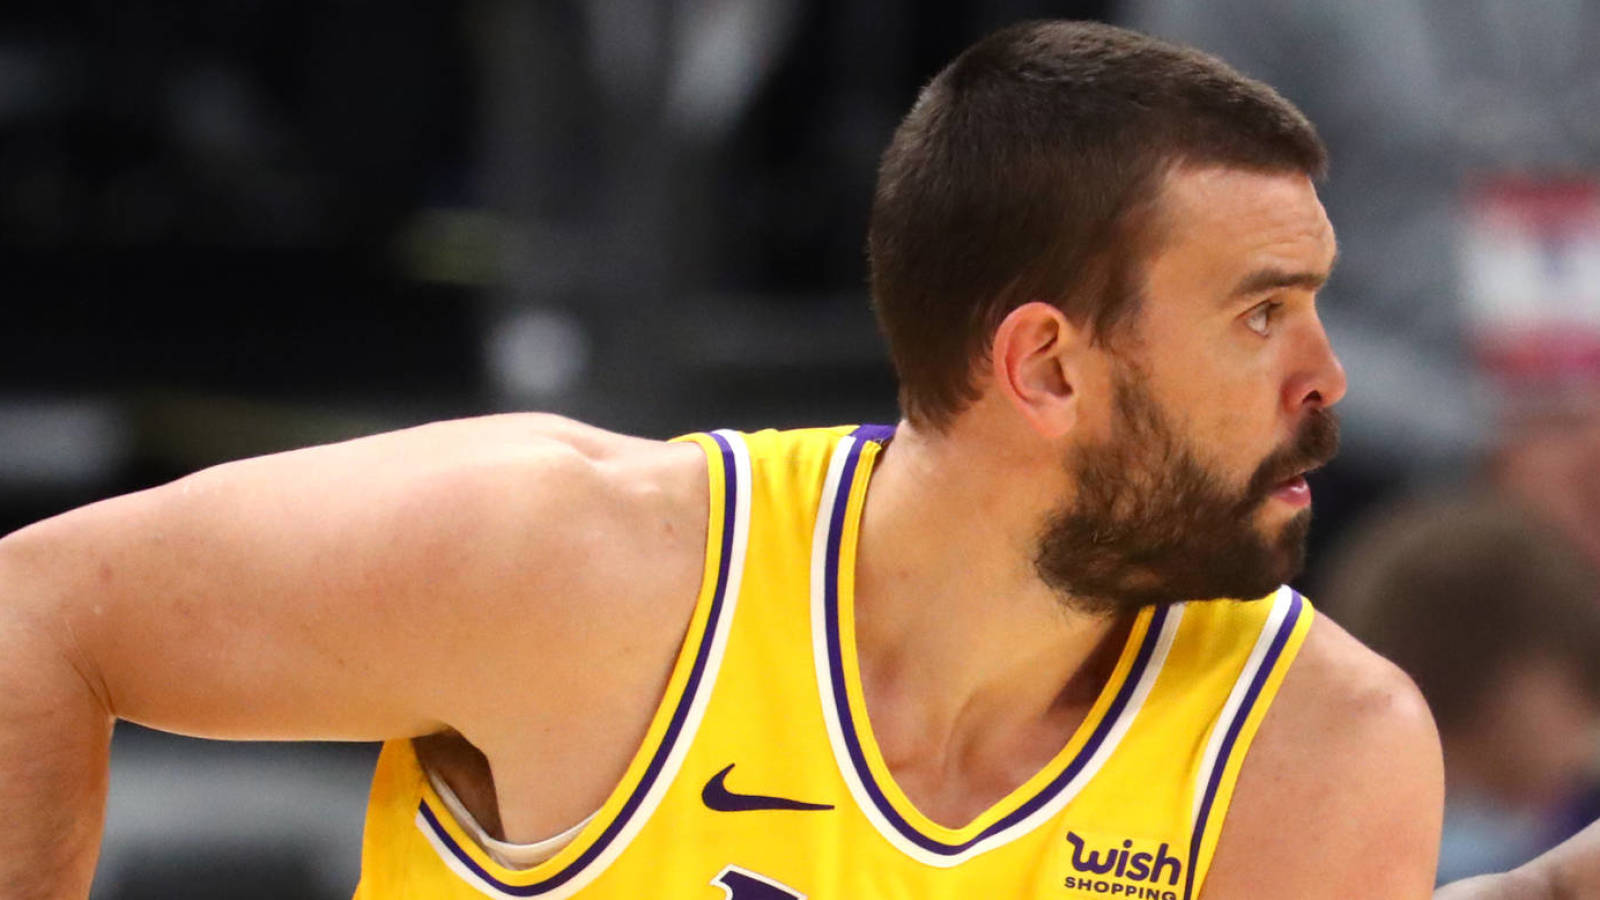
[1034,368,1339,613]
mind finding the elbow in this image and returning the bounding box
[0,530,115,722]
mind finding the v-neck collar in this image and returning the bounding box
[810,426,1183,866]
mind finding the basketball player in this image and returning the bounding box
[1,22,1448,899]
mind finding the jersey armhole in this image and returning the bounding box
[398,430,752,896]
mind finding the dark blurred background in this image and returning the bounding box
[2,1,1597,896]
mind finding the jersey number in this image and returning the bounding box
[711,864,804,899]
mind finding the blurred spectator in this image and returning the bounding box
[1321,493,1600,884]
[1494,418,1600,571]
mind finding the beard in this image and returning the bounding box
[1034,366,1339,614]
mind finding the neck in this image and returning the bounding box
[853,420,1131,785]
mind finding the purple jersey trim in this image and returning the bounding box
[848,423,897,445]
[822,433,1167,855]
[417,431,742,895]
[1181,590,1304,900]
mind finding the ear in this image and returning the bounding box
[989,301,1085,438]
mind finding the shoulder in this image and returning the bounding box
[232,411,715,701]
[288,412,710,569]
[1265,611,1439,754]
[335,415,719,743]
[379,416,725,790]
[1201,612,1443,898]
[330,411,707,510]
[373,411,712,624]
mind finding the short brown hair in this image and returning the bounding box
[868,20,1326,429]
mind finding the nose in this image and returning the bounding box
[1285,318,1347,413]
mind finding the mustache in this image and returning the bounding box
[1241,408,1341,508]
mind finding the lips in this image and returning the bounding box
[1271,473,1312,507]
[1275,462,1322,487]
[1247,461,1323,512]
[1245,409,1341,510]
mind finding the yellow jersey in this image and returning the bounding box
[353,425,1313,899]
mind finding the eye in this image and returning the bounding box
[1244,300,1283,337]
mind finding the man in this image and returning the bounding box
[1,21,1443,898]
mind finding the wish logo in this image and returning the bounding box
[1062,832,1182,899]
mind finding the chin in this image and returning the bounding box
[1261,512,1312,583]
[1254,501,1310,534]
[1255,495,1311,523]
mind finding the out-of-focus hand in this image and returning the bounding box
[1433,868,1550,899]
[1434,817,1600,899]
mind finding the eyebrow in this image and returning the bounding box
[1229,265,1330,299]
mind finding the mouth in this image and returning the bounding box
[1267,465,1320,508]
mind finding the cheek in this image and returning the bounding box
[1163,367,1279,477]
[1076,364,1126,445]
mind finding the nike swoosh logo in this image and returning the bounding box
[701,764,835,812]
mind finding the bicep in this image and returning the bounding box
[2,417,613,744]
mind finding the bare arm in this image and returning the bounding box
[0,413,706,898]
[1201,615,1445,898]
[0,578,112,899]
[1435,819,1600,900]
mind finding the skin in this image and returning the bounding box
[858,165,1442,895]
[0,414,712,895]
[1436,818,1600,900]
[1120,169,1443,897]
[0,165,1445,898]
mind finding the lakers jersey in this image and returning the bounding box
[354,425,1313,899]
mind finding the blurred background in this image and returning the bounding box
[1,1,1596,895]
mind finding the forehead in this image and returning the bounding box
[1143,165,1337,297]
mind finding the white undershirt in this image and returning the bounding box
[425,768,595,869]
